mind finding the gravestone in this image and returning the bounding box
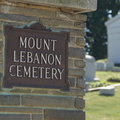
[85,55,96,82]
[100,86,115,96]
[0,0,97,120]
[95,62,114,71]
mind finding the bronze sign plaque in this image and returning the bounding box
[3,22,69,89]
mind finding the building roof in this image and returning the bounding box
[105,14,120,27]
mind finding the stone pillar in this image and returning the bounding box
[0,0,97,120]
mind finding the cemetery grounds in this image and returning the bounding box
[85,71,120,120]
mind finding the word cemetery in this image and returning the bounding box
[3,23,69,89]
[10,37,64,80]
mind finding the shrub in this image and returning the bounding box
[107,77,120,82]
[90,82,110,88]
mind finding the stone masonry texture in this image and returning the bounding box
[32,114,44,120]
[0,114,30,120]
[69,47,85,59]
[0,0,97,120]
[21,95,75,108]
[44,109,85,120]
[3,0,97,13]
[75,97,85,109]
[0,95,20,106]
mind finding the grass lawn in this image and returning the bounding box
[85,71,120,120]
[96,71,120,83]
[85,86,120,120]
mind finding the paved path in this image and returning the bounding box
[109,84,120,87]
[88,84,120,92]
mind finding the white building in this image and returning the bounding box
[105,14,120,64]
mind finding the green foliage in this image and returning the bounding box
[107,76,120,82]
[90,82,110,88]
[96,58,108,62]
[86,0,120,60]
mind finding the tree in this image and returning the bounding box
[86,0,120,60]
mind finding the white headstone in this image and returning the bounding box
[95,62,106,71]
[100,86,115,96]
[85,55,96,82]
[95,62,114,71]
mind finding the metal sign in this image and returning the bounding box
[3,22,69,89]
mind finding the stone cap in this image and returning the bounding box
[85,55,95,62]
[5,0,97,13]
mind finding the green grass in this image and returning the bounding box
[96,71,120,83]
[96,58,108,62]
[85,86,120,120]
[85,71,120,120]
[89,71,120,88]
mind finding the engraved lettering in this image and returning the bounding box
[20,51,26,63]
[32,66,38,78]
[9,65,16,76]
[51,40,57,51]
[19,36,27,48]
[13,50,19,62]
[52,68,58,79]
[23,66,31,77]
[16,65,22,77]
[28,37,35,49]
[45,68,50,79]
[58,69,64,79]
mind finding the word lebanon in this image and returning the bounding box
[9,36,64,80]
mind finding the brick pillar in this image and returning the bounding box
[0,0,97,120]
